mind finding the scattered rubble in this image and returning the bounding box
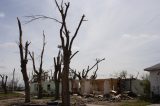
[70,90,137,106]
[0,90,137,106]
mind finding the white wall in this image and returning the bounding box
[30,80,72,95]
[104,80,110,94]
[80,79,92,95]
[30,82,38,95]
[150,70,160,95]
[131,80,144,95]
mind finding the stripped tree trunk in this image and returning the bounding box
[29,33,46,99]
[54,51,62,100]
[37,75,43,99]
[17,18,30,103]
[55,1,85,105]
[0,74,8,94]
[61,50,71,105]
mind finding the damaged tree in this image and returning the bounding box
[53,51,62,100]
[24,0,85,104]
[29,33,46,99]
[70,58,105,94]
[54,0,85,105]
[71,58,105,80]
[17,18,31,103]
[0,74,8,94]
[53,50,78,100]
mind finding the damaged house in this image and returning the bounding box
[30,76,144,97]
[30,80,72,96]
[79,78,144,96]
[144,63,160,97]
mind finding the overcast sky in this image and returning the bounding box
[0,0,160,81]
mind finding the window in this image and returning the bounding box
[47,84,51,91]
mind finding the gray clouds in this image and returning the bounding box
[0,0,160,79]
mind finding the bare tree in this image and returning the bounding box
[119,70,128,79]
[53,49,78,100]
[71,58,105,80]
[54,0,85,105]
[29,33,46,99]
[90,58,105,80]
[53,50,62,100]
[17,18,31,103]
[116,70,130,93]
[90,63,98,80]
[0,74,8,94]
[70,58,105,94]
[24,0,85,104]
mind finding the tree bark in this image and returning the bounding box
[0,75,8,94]
[21,62,30,102]
[29,33,46,99]
[54,79,60,100]
[17,18,30,103]
[54,1,85,105]
[37,76,43,99]
[53,51,62,100]
[61,51,70,106]
[54,70,60,100]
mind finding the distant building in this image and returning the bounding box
[144,63,160,96]
[30,80,72,96]
[78,78,144,96]
[30,78,144,96]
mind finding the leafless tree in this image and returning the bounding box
[115,70,128,93]
[0,74,8,94]
[119,70,128,79]
[25,0,85,104]
[17,18,31,103]
[53,50,62,100]
[53,49,78,100]
[116,70,132,93]
[70,58,105,94]
[54,0,85,105]
[71,58,105,80]
[29,33,46,99]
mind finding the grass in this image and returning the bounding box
[0,92,24,100]
[120,99,151,106]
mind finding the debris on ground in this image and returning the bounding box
[70,90,137,106]
[0,90,138,106]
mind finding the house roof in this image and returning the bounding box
[144,63,160,71]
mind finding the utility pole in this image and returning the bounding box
[12,68,15,92]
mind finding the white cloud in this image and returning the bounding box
[0,0,160,79]
[0,12,5,18]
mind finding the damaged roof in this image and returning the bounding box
[144,63,160,71]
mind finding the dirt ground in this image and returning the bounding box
[0,98,51,106]
[0,99,122,106]
[0,95,153,106]
[0,98,137,106]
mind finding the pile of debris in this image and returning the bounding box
[104,90,136,102]
[71,90,137,105]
